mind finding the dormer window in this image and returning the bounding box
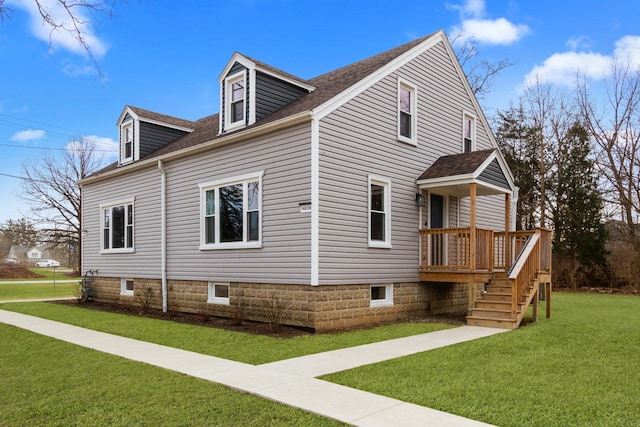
[121,121,134,164]
[225,71,247,131]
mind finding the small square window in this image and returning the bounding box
[370,284,393,307]
[208,282,230,305]
[121,278,134,296]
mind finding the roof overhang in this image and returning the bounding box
[416,149,514,198]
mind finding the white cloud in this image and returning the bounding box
[11,129,46,142]
[446,0,485,18]
[524,35,640,87]
[9,0,108,58]
[457,18,530,45]
[66,135,118,161]
[614,36,640,68]
[448,0,529,45]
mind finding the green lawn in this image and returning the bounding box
[0,268,81,301]
[0,282,78,300]
[2,293,637,426]
[0,301,453,364]
[323,292,640,427]
[0,323,344,426]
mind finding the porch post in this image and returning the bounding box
[470,183,477,271]
[505,193,511,268]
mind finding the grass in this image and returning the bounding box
[322,292,640,427]
[0,268,81,301]
[0,302,453,364]
[0,283,78,300]
[0,323,344,426]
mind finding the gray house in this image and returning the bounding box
[80,30,551,331]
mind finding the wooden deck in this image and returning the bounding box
[419,227,552,329]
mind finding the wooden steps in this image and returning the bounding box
[466,277,536,330]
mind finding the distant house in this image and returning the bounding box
[7,246,49,264]
[80,30,551,331]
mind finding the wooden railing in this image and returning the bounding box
[419,227,494,271]
[419,227,552,275]
[507,228,552,317]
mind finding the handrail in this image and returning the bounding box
[507,232,541,316]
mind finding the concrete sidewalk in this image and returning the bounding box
[0,309,504,426]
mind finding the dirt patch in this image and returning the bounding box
[52,299,465,338]
[0,266,44,279]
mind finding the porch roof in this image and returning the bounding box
[416,149,513,197]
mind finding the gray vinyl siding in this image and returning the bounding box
[478,159,510,190]
[255,71,308,120]
[139,122,189,158]
[83,123,312,284]
[82,167,162,278]
[316,40,504,285]
[163,123,312,283]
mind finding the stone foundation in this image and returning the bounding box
[88,277,476,331]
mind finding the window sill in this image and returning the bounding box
[368,241,392,249]
[397,136,417,146]
[120,291,134,297]
[101,248,135,255]
[207,298,230,305]
[370,300,394,308]
[200,241,262,250]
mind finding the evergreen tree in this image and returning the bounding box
[552,121,609,284]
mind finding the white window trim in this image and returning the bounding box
[225,70,247,132]
[397,78,418,146]
[199,171,264,250]
[207,282,230,305]
[120,278,134,296]
[120,120,135,164]
[462,111,477,152]
[368,175,392,248]
[100,198,135,254]
[370,284,394,307]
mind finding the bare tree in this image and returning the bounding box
[577,59,640,245]
[450,33,514,99]
[0,0,122,70]
[20,141,105,273]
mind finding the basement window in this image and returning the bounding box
[208,282,230,305]
[370,284,393,307]
[120,278,134,296]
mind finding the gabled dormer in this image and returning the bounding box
[117,106,196,166]
[218,53,315,134]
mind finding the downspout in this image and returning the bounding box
[157,160,168,312]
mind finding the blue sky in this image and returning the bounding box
[1,0,639,224]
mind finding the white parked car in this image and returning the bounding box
[2,258,18,265]
[35,259,60,268]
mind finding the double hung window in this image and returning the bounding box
[121,122,134,163]
[463,113,476,152]
[101,199,134,252]
[225,71,246,130]
[200,172,263,249]
[397,79,417,145]
[368,176,391,248]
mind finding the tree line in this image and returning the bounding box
[494,60,640,288]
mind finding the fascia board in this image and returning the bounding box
[311,31,445,121]
[116,106,138,126]
[138,117,195,133]
[218,52,256,83]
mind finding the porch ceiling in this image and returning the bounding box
[416,149,513,197]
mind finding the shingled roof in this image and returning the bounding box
[417,149,495,181]
[91,32,439,178]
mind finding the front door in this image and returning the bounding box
[430,194,445,265]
